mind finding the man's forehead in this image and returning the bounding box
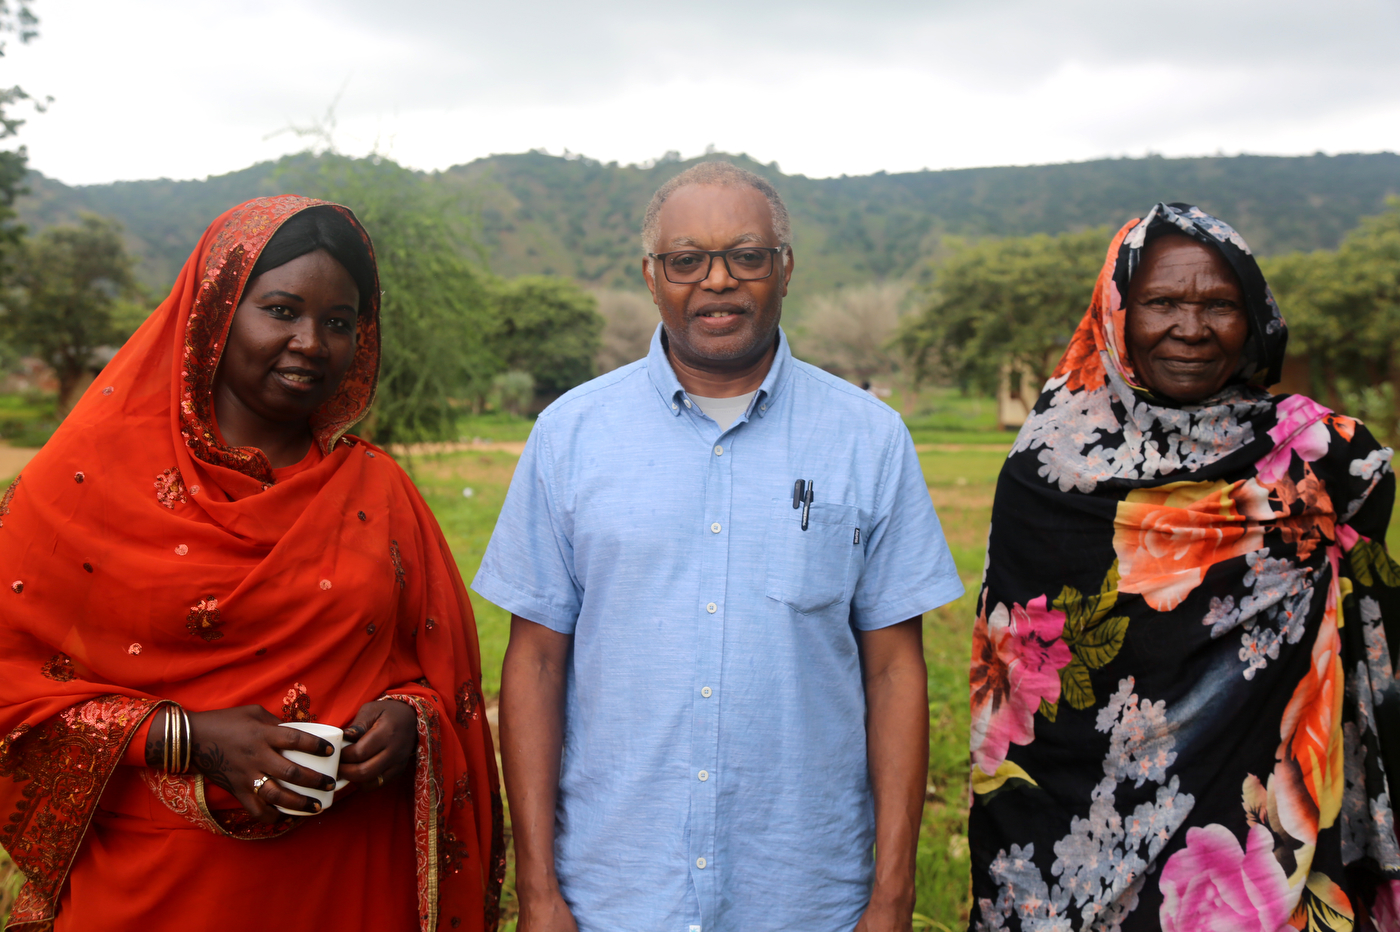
[656,184,777,248]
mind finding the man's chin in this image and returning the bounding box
[681,328,765,364]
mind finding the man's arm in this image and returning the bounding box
[500,614,579,932]
[855,616,929,932]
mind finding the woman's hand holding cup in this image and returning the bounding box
[339,699,418,789]
[186,705,338,823]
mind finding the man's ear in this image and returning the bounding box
[780,247,795,298]
[642,256,659,304]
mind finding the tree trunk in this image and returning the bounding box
[56,365,82,417]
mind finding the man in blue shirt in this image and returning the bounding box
[474,162,963,932]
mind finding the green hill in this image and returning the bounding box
[17,149,1400,300]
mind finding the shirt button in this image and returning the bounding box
[701,686,712,698]
[696,857,707,869]
[706,602,717,614]
[684,398,693,408]
[698,770,709,781]
[672,402,678,411]
[760,404,767,412]
[710,522,721,533]
[714,445,723,456]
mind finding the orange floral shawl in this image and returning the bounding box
[0,196,502,930]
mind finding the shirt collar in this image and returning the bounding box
[646,324,793,419]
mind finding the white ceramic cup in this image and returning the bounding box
[275,722,350,816]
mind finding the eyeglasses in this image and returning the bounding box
[647,244,788,285]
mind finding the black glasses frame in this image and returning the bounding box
[647,244,789,285]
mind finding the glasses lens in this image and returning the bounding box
[725,247,774,280]
[664,252,710,283]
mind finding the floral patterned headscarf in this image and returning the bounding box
[969,205,1400,930]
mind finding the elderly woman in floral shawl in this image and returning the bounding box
[969,203,1400,930]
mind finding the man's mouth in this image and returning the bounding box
[693,302,748,324]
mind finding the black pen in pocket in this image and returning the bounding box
[801,481,813,531]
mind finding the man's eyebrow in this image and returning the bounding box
[667,233,767,249]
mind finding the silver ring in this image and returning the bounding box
[252,775,270,794]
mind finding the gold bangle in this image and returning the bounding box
[162,706,171,773]
[169,705,179,774]
[181,708,192,774]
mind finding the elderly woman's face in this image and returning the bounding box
[1124,234,1249,404]
[215,249,360,430]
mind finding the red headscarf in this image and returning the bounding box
[0,196,503,929]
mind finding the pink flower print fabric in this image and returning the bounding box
[1255,395,1334,484]
[969,595,1070,776]
[1158,824,1292,932]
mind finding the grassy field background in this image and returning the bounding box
[1,392,1396,928]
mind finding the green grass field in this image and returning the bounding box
[0,393,61,448]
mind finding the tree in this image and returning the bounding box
[4,214,138,411]
[792,283,905,380]
[895,229,1107,393]
[594,289,656,373]
[486,276,602,396]
[1263,198,1400,441]
[0,0,40,275]
[280,155,499,443]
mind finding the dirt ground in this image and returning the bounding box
[0,444,38,480]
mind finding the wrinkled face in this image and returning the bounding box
[215,249,360,428]
[642,183,792,371]
[1124,234,1249,404]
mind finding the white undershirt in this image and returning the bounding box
[688,391,757,432]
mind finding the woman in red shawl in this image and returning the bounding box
[0,195,504,931]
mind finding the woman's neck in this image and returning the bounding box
[213,387,314,469]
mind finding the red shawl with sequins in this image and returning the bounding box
[0,196,503,930]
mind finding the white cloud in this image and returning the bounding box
[5,0,1397,184]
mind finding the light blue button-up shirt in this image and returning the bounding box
[473,326,963,932]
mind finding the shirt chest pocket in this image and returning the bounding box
[764,500,864,615]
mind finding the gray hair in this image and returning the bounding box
[641,161,792,254]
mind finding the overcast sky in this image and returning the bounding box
[6,0,1399,186]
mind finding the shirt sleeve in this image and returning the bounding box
[849,422,965,630]
[471,422,582,634]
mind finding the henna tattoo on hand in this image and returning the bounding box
[192,741,234,793]
[144,708,166,769]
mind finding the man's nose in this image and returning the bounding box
[700,254,738,292]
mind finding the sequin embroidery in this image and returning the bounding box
[39,653,76,682]
[154,468,188,509]
[280,682,314,722]
[185,597,223,641]
[390,539,406,589]
[454,679,481,727]
[0,474,19,528]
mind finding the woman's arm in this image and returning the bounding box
[141,705,340,821]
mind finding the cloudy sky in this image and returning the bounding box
[6,0,1398,186]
